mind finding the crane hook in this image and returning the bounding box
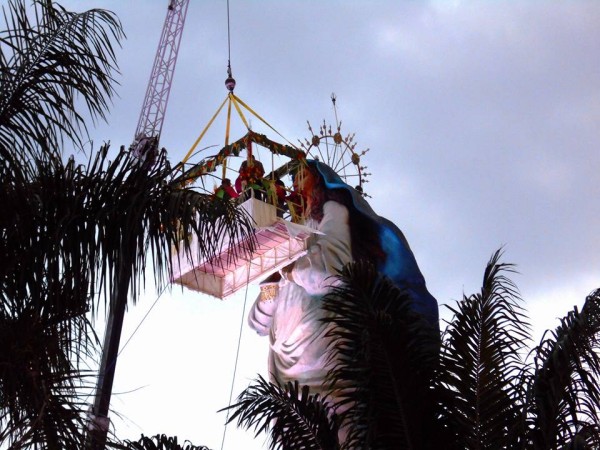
[225,61,236,92]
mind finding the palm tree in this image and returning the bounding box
[225,251,600,449]
[114,433,211,450]
[321,261,443,449]
[438,251,531,449]
[0,1,254,449]
[0,0,121,164]
[440,251,600,449]
[526,289,600,448]
[223,376,339,450]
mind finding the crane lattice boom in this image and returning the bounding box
[132,0,190,159]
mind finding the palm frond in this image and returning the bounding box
[0,250,99,450]
[1,144,255,315]
[113,433,210,450]
[0,305,95,449]
[438,249,531,449]
[222,375,339,450]
[0,0,123,161]
[528,288,600,449]
[322,260,442,450]
[0,1,257,447]
[0,143,255,447]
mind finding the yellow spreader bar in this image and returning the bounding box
[181,95,229,166]
[231,93,298,149]
[179,91,300,175]
[223,95,233,179]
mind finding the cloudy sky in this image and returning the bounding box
[58,0,599,448]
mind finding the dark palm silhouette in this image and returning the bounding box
[225,251,600,449]
[0,1,253,449]
[115,434,210,450]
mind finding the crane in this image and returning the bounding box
[131,0,191,163]
[87,2,190,448]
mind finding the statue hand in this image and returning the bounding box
[280,262,295,282]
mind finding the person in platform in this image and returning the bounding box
[215,178,239,200]
[235,155,265,200]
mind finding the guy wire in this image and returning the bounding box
[220,262,252,450]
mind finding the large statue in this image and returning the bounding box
[248,159,438,399]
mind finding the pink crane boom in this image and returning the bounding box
[131,0,191,161]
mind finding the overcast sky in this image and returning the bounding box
[57,1,600,448]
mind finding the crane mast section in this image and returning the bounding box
[134,0,190,144]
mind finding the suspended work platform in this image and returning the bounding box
[168,89,361,300]
[171,196,316,299]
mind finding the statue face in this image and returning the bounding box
[294,166,316,197]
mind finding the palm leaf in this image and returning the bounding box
[0,1,256,447]
[322,261,442,450]
[528,288,600,449]
[0,0,123,161]
[0,303,96,450]
[1,147,254,447]
[113,433,210,450]
[1,143,255,311]
[438,249,531,449]
[223,375,339,450]
[1,143,255,447]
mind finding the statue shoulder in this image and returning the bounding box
[322,200,349,217]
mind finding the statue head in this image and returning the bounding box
[298,159,440,328]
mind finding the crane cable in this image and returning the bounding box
[178,0,297,171]
[82,283,169,407]
[227,0,232,67]
[221,3,248,448]
[222,0,233,180]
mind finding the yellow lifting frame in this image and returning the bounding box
[180,92,296,171]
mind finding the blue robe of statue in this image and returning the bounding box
[309,160,439,328]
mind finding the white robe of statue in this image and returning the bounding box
[248,200,352,396]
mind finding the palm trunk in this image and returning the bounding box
[87,250,133,450]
